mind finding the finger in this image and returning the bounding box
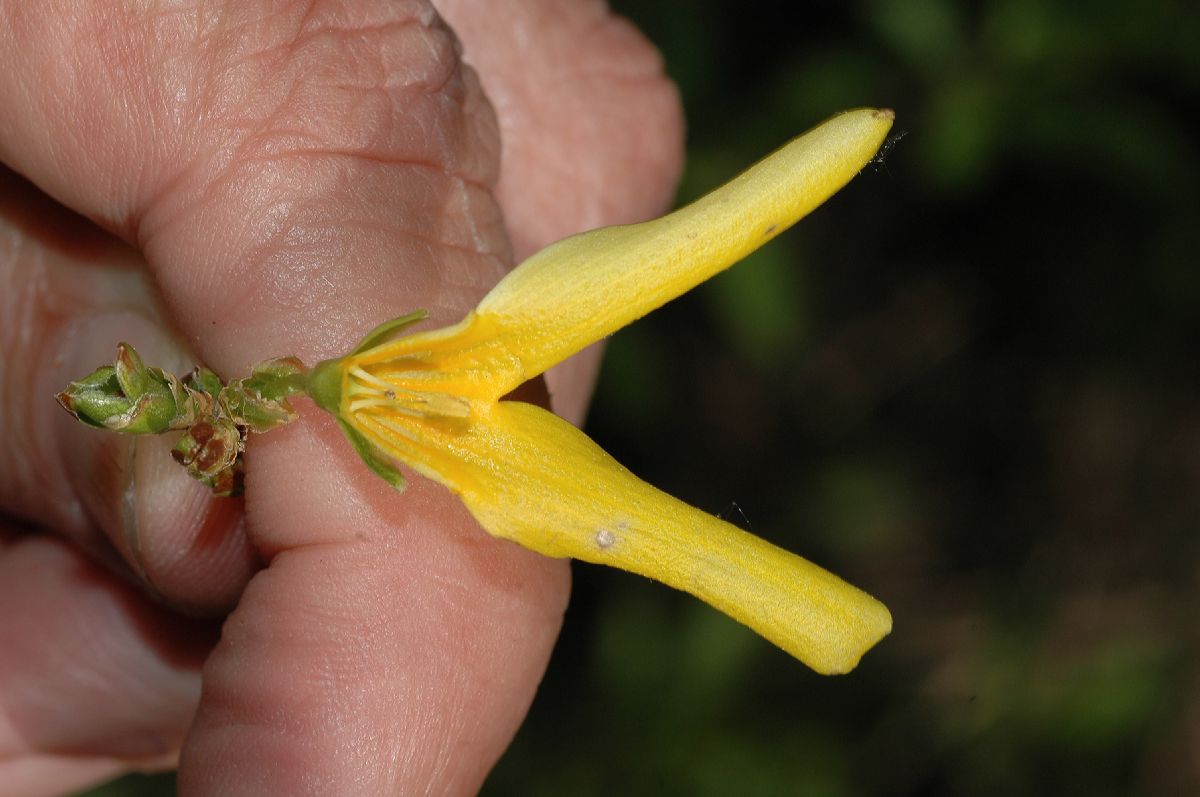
[0,0,680,792]
[2,2,567,793]
[0,755,123,797]
[0,167,259,615]
[436,0,684,424]
[438,0,683,258]
[0,526,215,796]
[180,438,567,794]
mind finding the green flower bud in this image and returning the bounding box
[220,357,306,433]
[56,344,189,434]
[56,366,124,428]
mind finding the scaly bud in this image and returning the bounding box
[56,344,189,434]
[172,417,244,497]
[220,357,307,433]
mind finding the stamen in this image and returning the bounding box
[362,413,421,444]
[348,397,421,414]
[348,392,471,420]
[346,363,472,420]
[347,366,394,391]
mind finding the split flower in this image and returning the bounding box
[60,108,896,674]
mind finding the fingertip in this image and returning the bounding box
[0,754,125,797]
[127,437,258,615]
[181,476,569,795]
[0,533,215,775]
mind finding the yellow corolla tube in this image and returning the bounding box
[473,108,894,390]
[311,108,897,674]
[349,108,896,403]
[348,399,891,674]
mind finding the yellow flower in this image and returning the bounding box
[309,108,896,674]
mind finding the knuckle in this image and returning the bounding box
[135,1,503,356]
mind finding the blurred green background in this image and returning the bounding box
[90,0,1200,795]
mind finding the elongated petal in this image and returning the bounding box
[343,109,894,401]
[347,400,891,674]
[472,108,894,389]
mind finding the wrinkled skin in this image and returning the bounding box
[0,2,682,794]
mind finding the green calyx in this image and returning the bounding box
[306,357,343,415]
[307,358,410,491]
[308,310,431,415]
[304,309,436,492]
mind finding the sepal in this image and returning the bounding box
[336,418,408,491]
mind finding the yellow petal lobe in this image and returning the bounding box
[468,108,895,391]
[348,397,892,674]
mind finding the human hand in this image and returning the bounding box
[0,2,682,794]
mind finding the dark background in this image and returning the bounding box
[89,0,1200,794]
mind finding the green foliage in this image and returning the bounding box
[78,773,175,797]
